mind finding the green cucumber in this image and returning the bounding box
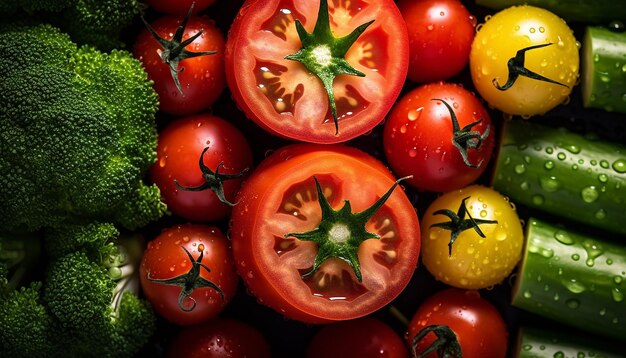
[582,26,626,114]
[475,0,626,24]
[492,119,626,235]
[515,326,623,358]
[512,218,626,341]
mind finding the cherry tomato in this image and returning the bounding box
[146,0,216,15]
[470,5,579,116]
[225,0,409,143]
[166,318,272,358]
[407,288,508,358]
[399,0,476,83]
[133,13,225,116]
[306,317,408,358]
[420,185,523,289]
[383,82,494,193]
[230,144,420,323]
[140,224,239,325]
[150,114,253,222]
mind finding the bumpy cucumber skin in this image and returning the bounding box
[512,218,626,341]
[515,327,623,358]
[475,0,626,23]
[492,119,626,235]
[582,26,626,114]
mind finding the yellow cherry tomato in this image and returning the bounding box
[421,185,523,289]
[470,6,579,116]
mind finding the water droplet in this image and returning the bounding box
[572,253,580,261]
[539,27,545,33]
[565,278,586,293]
[612,287,624,302]
[514,164,526,174]
[595,209,607,220]
[599,308,607,316]
[566,298,580,309]
[159,156,167,167]
[540,176,561,192]
[546,147,554,154]
[600,160,610,169]
[554,351,565,358]
[523,290,532,298]
[530,27,536,33]
[520,181,529,190]
[553,292,560,301]
[597,174,609,183]
[399,125,407,134]
[427,24,434,31]
[557,152,567,160]
[544,160,555,170]
[408,148,418,158]
[612,159,626,173]
[555,230,574,245]
[614,276,622,284]
[581,186,599,203]
[564,144,581,154]
[523,344,532,351]
[532,194,545,205]
[408,107,423,121]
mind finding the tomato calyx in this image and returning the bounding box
[411,324,462,358]
[285,175,409,282]
[284,0,374,135]
[492,43,569,91]
[147,245,224,312]
[431,98,490,169]
[140,3,217,94]
[429,196,498,256]
[174,146,249,206]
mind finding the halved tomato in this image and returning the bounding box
[230,144,420,323]
[225,0,409,143]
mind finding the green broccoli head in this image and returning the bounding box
[0,23,166,233]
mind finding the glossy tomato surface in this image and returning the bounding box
[133,14,225,116]
[420,185,523,289]
[225,0,409,143]
[383,82,494,193]
[230,144,420,323]
[470,5,579,116]
[150,114,253,222]
[140,224,239,325]
[306,317,408,358]
[166,318,272,358]
[407,288,508,358]
[399,0,476,83]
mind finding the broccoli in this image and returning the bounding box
[0,22,166,233]
[0,0,143,50]
[0,229,156,357]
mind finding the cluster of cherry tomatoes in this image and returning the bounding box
[130,0,584,356]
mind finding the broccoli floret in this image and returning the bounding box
[0,23,166,233]
[0,230,155,357]
[0,0,142,49]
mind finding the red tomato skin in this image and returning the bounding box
[225,0,409,144]
[133,15,225,116]
[146,0,216,15]
[399,0,475,83]
[407,289,508,358]
[140,224,239,325]
[150,114,253,222]
[166,318,272,358]
[306,317,409,358]
[382,82,494,193]
[230,144,420,323]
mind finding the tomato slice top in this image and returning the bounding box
[231,145,420,322]
[226,0,408,143]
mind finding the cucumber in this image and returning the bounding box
[582,26,626,114]
[515,326,623,358]
[491,119,626,235]
[474,0,626,24]
[512,218,626,341]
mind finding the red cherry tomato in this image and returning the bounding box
[150,114,253,222]
[407,288,508,358]
[140,224,239,325]
[231,144,420,323]
[166,318,272,358]
[306,317,408,358]
[133,13,225,116]
[383,82,494,193]
[146,0,216,15]
[399,0,476,83]
[225,0,409,143]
